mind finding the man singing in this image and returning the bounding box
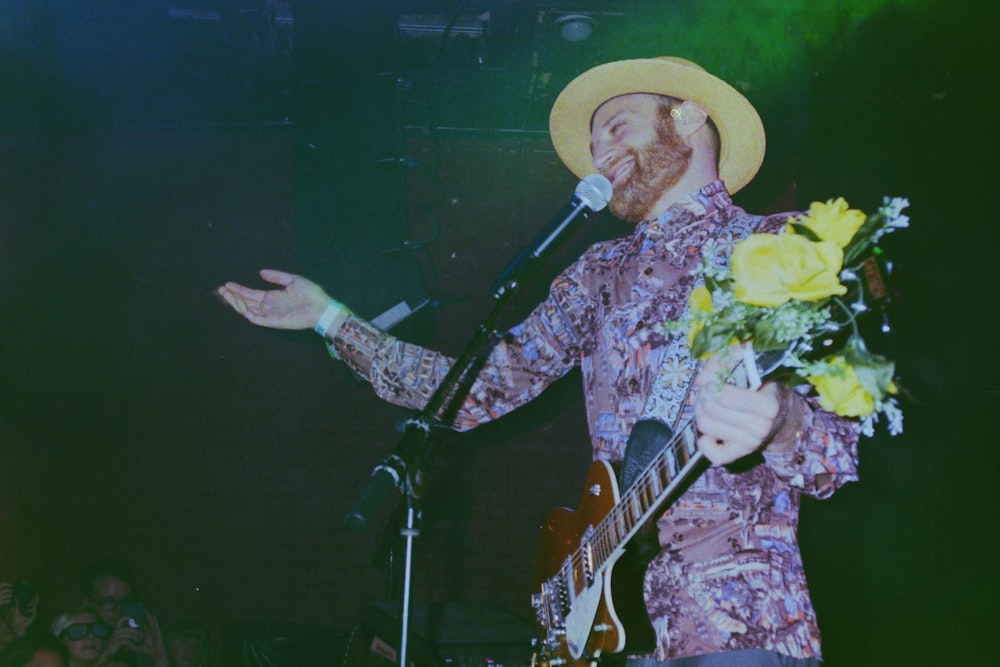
[219,57,859,666]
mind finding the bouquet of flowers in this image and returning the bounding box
[668,197,910,436]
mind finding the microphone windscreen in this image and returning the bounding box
[575,174,614,211]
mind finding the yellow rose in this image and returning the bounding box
[730,233,847,307]
[788,197,866,248]
[807,357,876,417]
[686,285,713,348]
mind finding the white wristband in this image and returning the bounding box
[314,300,345,338]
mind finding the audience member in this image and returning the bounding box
[78,561,167,667]
[49,606,116,667]
[0,633,68,667]
[0,582,40,655]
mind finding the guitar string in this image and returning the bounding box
[558,408,698,600]
[592,351,761,566]
[555,355,754,605]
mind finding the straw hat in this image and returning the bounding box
[549,56,766,194]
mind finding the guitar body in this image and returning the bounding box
[531,349,774,667]
[533,461,656,667]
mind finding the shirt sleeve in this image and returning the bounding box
[761,391,861,499]
[328,253,597,431]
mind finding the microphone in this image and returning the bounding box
[491,174,613,297]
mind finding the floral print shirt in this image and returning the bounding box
[331,181,860,661]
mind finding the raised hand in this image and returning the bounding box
[0,582,39,639]
[138,609,171,667]
[104,616,144,659]
[217,269,332,330]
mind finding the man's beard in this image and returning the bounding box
[608,117,692,224]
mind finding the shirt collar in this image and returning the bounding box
[632,180,732,239]
[614,181,737,266]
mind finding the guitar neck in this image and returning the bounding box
[588,420,704,571]
[588,345,770,572]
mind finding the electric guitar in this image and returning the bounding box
[530,348,771,667]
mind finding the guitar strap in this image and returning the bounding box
[621,213,761,490]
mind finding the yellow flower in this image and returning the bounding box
[789,197,866,248]
[730,233,847,307]
[686,285,713,349]
[807,357,876,417]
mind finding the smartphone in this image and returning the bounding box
[120,600,145,630]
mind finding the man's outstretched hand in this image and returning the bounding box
[218,269,332,330]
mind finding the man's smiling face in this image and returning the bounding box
[590,93,692,223]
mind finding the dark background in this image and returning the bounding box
[1,1,997,665]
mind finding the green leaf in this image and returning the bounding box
[751,326,793,351]
[691,324,740,359]
[845,338,896,401]
[705,273,732,294]
[789,222,822,242]
[843,212,883,265]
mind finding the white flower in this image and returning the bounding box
[880,397,905,436]
[871,197,910,244]
[860,413,876,438]
[881,197,911,226]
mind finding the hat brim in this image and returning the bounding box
[549,57,766,194]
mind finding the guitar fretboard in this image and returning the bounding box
[584,419,702,577]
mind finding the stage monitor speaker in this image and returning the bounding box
[345,601,535,667]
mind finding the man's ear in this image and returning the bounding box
[672,100,710,140]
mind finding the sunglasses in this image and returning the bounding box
[61,622,112,641]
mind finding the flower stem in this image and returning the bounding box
[830,296,860,339]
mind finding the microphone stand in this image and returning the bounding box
[344,197,603,667]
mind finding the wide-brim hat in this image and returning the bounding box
[550,56,766,194]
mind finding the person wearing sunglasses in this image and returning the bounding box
[49,606,118,667]
[77,560,168,667]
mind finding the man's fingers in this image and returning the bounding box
[216,288,240,310]
[695,385,776,446]
[697,433,753,465]
[694,347,740,389]
[259,268,296,286]
[696,409,769,447]
[219,290,261,321]
[220,281,264,300]
[713,383,780,420]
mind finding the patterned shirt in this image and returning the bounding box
[331,181,860,661]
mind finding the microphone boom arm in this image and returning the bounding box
[490,197,591,299]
